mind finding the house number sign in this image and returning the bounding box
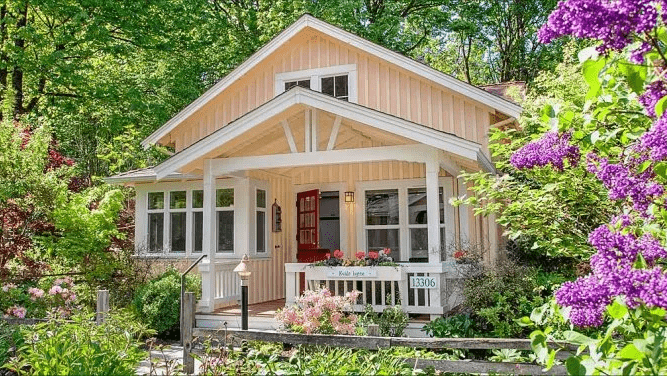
[409,276,438,289]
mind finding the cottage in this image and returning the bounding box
[107,14,522,320]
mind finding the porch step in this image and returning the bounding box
[195,313,430,338]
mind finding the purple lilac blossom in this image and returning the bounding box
[639,116,667,161]
[638,80,667,118]
[587,153,664,214]
[556,225,667,326]
[538,0,666,54]
[510,131,580,170]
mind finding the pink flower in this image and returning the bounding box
[49,285,62,295]
[2,283,17,292]
[333,249,344,259]
[355,251,365,260]
[368,251,379,260]
[7,306,26,319]
[382,248,391,255]
[325,253,331,259]
[453,250,467,259]
[28,287,44,300]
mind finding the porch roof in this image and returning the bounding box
[104,167,201,185]
[151,86,494,180]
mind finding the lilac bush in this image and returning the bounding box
[510,131,580,170]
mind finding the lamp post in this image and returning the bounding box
[233,254,251,330]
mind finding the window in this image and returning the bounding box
[147,192,165,252]
[365,189,401,261]
[284,80,310,91]
[361,180,450,262]
[192,190,203,253]
[216,188,234,253]
[321,75,348,101]
[275,64,357,102]
[169,191,187,253]
[256,189,267,254]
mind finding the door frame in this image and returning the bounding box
[292,182,348,259]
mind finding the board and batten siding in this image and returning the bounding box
[166,28,494,156]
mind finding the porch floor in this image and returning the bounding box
[209,299,285,318]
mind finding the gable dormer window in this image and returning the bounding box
[275,64,357,103]
[321,75,348,101]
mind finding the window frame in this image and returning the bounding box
[215,188,235,254]
[146,192,166,253]
[251,180,271,258]
[357,178,452,263]
[168,191,188,254]
[275,64,357,103]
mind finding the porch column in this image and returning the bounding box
[425,152,441,265]
[198,159,217,313]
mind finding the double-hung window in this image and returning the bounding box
[191,190,204,253]
[216,188,234,253]
[169,191,187,253]
[147,192,165,253]
[365,189,401,261]
[256,189,267,254]
[407,188,445,261]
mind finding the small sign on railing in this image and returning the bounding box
[326,267,377,278]
[409,276,438,289]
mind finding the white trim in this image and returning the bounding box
[275,64,358,104]
[281,120,297,153]
[141,14,521,149]
[311,109,318,152]
[327,115,342,151]
[251,180,271,258]
[153,88,489,179]
[209,144,429,176]
[305,108,311,153]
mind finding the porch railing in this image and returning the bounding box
[199,260,241,312]
[284,262,468,317]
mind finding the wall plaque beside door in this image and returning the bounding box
[272,199,282,232]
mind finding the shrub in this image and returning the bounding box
[422,314,476,338]
[132,267,201,337]
[276,287,359,335]
[0,321,23,366]
[1,277,83,320]
[361,304,409,337]
[463,260,564,337]
[4,310,153,375]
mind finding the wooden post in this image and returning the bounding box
[183,292,195,374]
[367,324,379,337]
[96,290,109,325]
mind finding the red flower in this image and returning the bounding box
[355,251,365,260]
[333,249,344,259]
[325,253,331,260]
[453,251,467,259]
[368,251,379,260]
[382,247,391,255]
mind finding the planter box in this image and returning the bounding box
[305,265,405,281]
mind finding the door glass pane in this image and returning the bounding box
[365,189,399,225]
[170,191,186,209]
[148,213,164,252]
[170,212,186,252]
[367,229,400,261]
[408,188,427,224]
[321,76,334,96]
[410,228,428,261]
[441,227,446,261]
[193,212,203,253]
[192,190,203,209]
[440,187,445,224]
[148,192,164,210]
[217,211,234,253]
[257,189,266,208]
[257,211,266,253]
[216,188,234,207]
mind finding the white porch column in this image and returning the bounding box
[198,159,217,313]
[425,151,441,265]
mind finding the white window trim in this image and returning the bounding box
[275,64,358,103]
[251,180,271,258]
[136,180,240,259]
[356,178,453,263]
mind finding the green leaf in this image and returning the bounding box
[564,331,595,346]
[566,357,586,375]
[607,299,628,319]
[618,62,647,94]
[590,130,601,145]
[655,95,667,118]
[618,344,643,361]
[654,162,667,180]
[633,253,648,269]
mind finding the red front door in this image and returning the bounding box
[296,189,327,294]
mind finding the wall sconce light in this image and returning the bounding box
[345,191,355,203]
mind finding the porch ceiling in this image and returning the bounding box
[154,87,492,180]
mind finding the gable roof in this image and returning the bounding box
[153,86,494,180]
[141,14,523,149]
